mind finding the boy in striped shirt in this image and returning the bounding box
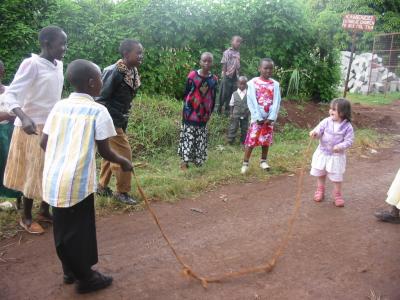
[40,59,132,294]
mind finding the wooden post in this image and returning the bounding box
[343,31,357,98]
[367,35,376,95]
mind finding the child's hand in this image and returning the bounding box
[120,158,133,172]
[21,116,37,135]
[333,145,341,153]
[309,130,318,138]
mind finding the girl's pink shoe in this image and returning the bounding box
[333,192,345,207]
[313,186,325,202]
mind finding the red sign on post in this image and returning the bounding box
[342,14,376,32]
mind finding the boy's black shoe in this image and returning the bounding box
[76,271,113,294]
[63,274,75,284]
[113,192,137,205]
[97,186,113,197]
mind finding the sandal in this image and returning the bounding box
[333,192,345,207]
[19,219,44,234]
[374,211,400,224]
[313,186,325,202]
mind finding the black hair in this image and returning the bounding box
[331,98,352,122]
[259,58,274,66]
[119,39,141,57]
[231,35,243,42]
[200,52,213,60]
[238,75,248,82]
[66,59,100,90]
[38,26,64,46]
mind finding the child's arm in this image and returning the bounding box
[309,118,328,138]
[246,81,262,122]
[221,51,228,77]
[267,81,282,123]
[333,125,354,152]
[40,134,48,151]
[96,139,133,171]
[0,112,15,123]
[5,59,37,134]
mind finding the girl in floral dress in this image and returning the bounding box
[241,58,281,174]
[178,52,218,169]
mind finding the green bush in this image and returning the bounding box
[127,94,229,158]
[1,0,343,101]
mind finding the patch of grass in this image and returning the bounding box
[347,92,400,106]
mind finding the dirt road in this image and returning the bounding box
[2,102,400,300]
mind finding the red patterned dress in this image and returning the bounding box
[244,77,275,147]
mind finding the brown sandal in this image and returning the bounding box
[19,219,44,234]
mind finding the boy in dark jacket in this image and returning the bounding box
[96,39,143,205]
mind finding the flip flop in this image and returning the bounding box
[374,211,400,224]
[37,214,53,224]
[19,219,45,234]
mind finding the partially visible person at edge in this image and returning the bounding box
[178,52,218,170]
[96,39,144,205]
[375,169,400,224]
[2,26,67,234]
[0,60,22,206]
[217,35,242,116]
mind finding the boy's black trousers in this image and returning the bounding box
[52,193,98,280]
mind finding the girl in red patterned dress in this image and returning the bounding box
[178,52,218,169]
[241,58,282,174]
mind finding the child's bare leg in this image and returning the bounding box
[333,181,342,195]
[317,175,326,188]
[243,146,253,162]
[261,146,269,160]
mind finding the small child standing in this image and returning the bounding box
[241,58,282,174]
[227,76,249,145]
[3,26,67,234]
[0,60,22,204]
[309,98,354,207]
[96,39,144,205]
[178,52,218,169]
[41,59,133,294]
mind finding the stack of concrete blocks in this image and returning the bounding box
[339,51,400,94]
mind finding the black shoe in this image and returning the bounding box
[113,192,137,205]
[63,274,75,284]
[97,186,113,197]
[76,271,113,294]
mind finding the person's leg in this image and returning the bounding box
[38,201,52,221]
[332,179,345,207]
[217,78,227,114]
[98,159,113,195]
[224,78,236,116]
[108,128,136,204]
[314,175,326,202]
[227,117,239,144]
[239,118,249,145]
[259,146,271,170]
[241,146,253,174]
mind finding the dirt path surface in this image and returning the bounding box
[2,103,400,300]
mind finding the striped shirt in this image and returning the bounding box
[42,93,116,207]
